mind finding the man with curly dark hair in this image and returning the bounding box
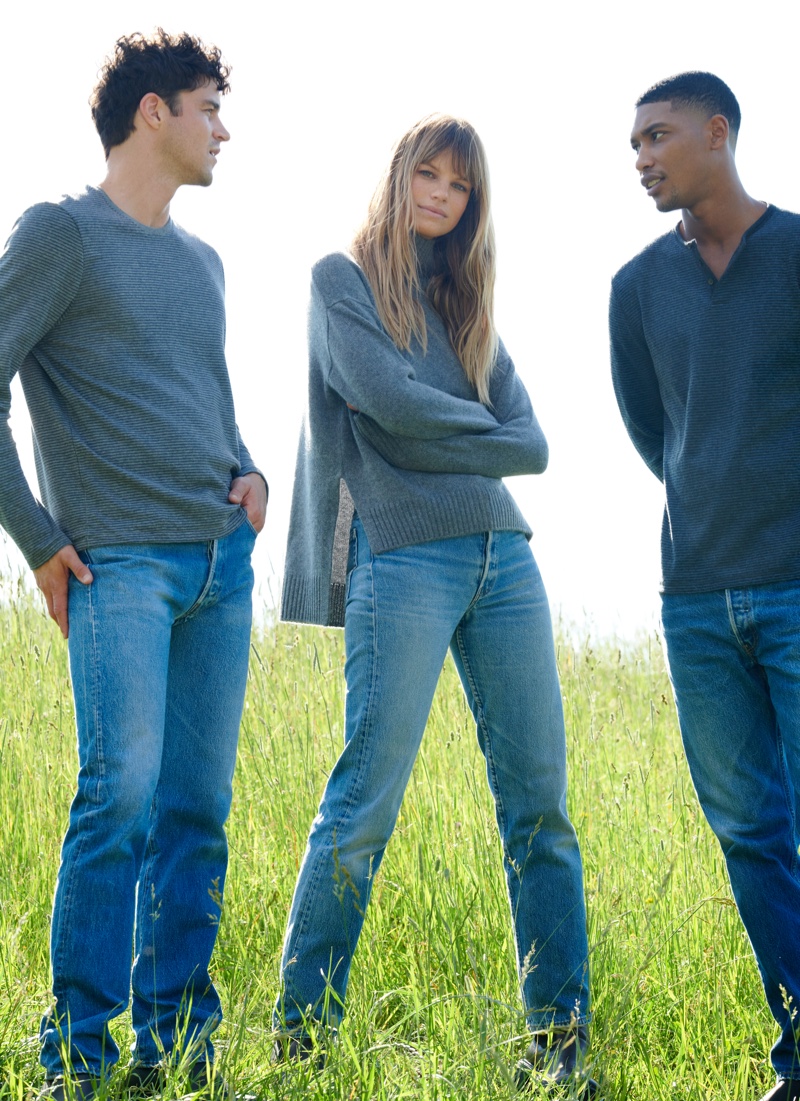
[90,29,232,157]
[0,30,266,1100]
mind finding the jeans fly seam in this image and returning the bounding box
[465,532,494,613]
[725,588,758,657]
[176,539,219,623]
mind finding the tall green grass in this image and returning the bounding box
[0,581,773,1099]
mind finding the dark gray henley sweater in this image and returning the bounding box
[610,205,800,593]
[282,243,548,627]
[0,186,259,569]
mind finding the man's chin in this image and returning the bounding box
[186,170,214,188]
[653,192,680,214]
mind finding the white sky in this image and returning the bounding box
[3,0,798,638]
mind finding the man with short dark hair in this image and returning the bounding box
[611,70,800,1101]
[0,30,266,1098]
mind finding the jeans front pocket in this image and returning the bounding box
[242,514,259,539]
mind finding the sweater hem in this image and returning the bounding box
[282,574,344,628]
[661,562,800,596]
[66,509,248,553]
[361,487,530,555]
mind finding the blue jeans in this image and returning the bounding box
[662,582,800,1078]
[275,520,590,1033]
[40,519,256,1077]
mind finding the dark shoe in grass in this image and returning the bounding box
[760,1082,800,1101]
[39,1076,98,1101]
[125,1064,242,1100]
[272,1034,326,1070]
[188,1068,246,1101]
[125,1065,165,1096]
[514,1027,599,1096]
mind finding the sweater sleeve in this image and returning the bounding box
[0,205,81,568]
[352,346,549,476]
[323,291,501,440]
[609,281,665,482]
[234,426,268,494]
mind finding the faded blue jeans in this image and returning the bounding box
[662,582,800,1078]
[275,520,590,1034]
[40,519,256,1077]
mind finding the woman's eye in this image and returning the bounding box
[453,183,469,193]
[419,169,434,178]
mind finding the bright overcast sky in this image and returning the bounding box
[3,0,798,638]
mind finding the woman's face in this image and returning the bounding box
[410,150,473,239]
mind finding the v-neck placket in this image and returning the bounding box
[675,204,775,304]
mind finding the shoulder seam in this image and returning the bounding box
[313,253,375,313]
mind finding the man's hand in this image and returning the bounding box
[33,545,93,639]
[228,472,267,533]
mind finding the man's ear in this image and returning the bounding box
[708,113,730,151]
[137,92,165,133]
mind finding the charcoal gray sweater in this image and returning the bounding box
[282,244,548,627]
[610,205,800,593]
[0,186,260,570]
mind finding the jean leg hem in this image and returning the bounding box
[525,1012,592,1033]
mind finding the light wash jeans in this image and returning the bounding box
[40,519,256,1077]
[662,582,800,1078]
[275,519,590,1034]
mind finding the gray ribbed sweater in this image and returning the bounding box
[0,186,259,569]
[610,205,800,593]
[282,246,548,627]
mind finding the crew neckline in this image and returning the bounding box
[89,185,175,234]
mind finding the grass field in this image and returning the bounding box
[0,573,775,1100]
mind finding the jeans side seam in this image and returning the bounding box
[774,728,799,880]
[340,557,379,827]
[133,791,160,1005]
[90,580,106,796]
[282,844,328,987]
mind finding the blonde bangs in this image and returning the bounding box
[352,115,498,405]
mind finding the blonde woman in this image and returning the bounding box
[276,115,596,1095]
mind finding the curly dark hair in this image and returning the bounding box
[636,71,741,140]
[91,29,231,157]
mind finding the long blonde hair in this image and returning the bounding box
[352,115,498,404]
